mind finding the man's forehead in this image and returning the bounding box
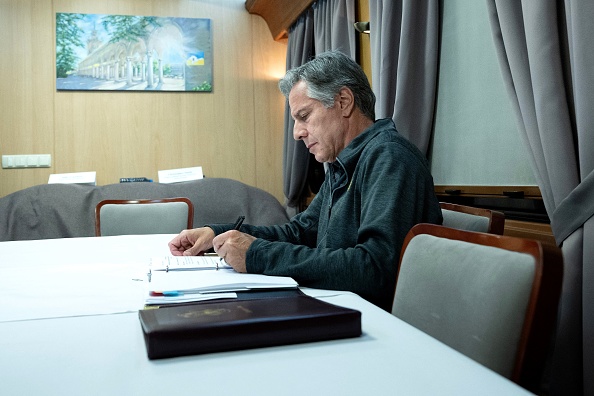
[289,83,313,113]
[288,81,308,101]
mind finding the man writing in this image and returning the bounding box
[169,51,442,311]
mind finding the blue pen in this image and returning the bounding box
[163,291,183,297]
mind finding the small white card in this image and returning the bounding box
[48,171,97,185]
[158,166,203,184]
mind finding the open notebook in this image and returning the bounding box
[146,256,298,305]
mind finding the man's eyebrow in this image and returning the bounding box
[293,106,310,119]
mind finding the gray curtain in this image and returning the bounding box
[368,0,439,155]
[313,0,356,57]
[283,9,315,211]
[487,1,594,395]
[283,0,356,212]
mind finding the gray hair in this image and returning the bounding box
[279,50,376,120]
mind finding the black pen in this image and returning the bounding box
[219,216,246,266]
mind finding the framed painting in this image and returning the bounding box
[56,13,213,92]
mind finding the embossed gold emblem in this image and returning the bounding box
[178,308,230,318]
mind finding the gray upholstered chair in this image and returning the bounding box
[440,202,505,234]
[95,197,194,236]
[391,223,562,393]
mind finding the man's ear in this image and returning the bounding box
[337,87,355,116]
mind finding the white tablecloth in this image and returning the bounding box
[0,235,532,395]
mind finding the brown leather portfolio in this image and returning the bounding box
[139,294,362,359]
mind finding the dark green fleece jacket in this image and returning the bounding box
[210,118,442,311]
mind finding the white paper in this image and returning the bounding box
[150,255,231,271]
[158,166,203,184]
[48,171,96,185]
[145,291,237,305]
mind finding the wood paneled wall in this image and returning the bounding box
[356,0,371,85]
[0,0,287,203]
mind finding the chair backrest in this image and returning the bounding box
[391,223,562,392]
[440,202,505,234]
[95,198,194,236]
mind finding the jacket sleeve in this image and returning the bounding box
[208,190,323,247]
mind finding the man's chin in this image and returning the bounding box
[311,149,333,163]
[313,154,326,163]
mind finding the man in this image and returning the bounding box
[169,51,442,311]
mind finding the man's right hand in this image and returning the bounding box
[168,227,216,256]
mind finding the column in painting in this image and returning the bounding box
[146,51,154,88]
[158,59,163,84]
[126,57,133,85]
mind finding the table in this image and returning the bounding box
[0,235,532,395]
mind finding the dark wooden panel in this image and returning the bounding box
[435,185,548,223]
[245,0,316,41]
[436,185,556,246]
[504,220,556,247]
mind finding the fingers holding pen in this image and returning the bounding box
[213,230,256,273]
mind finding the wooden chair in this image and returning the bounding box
[391,223,562,393]
[440,202,505,235]
[95,198,194,236]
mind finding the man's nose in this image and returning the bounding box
[293,124,307,141]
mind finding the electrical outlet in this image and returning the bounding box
[2,154,51,169]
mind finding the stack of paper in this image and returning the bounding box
[145,256,298,305]
[145,292,238,305]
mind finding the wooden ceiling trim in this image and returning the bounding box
[245,0,316,41]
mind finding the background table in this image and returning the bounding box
[0,235,532,395]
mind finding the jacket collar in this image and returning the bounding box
[331,118,395,177]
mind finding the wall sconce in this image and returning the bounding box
[353,21,370,34]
